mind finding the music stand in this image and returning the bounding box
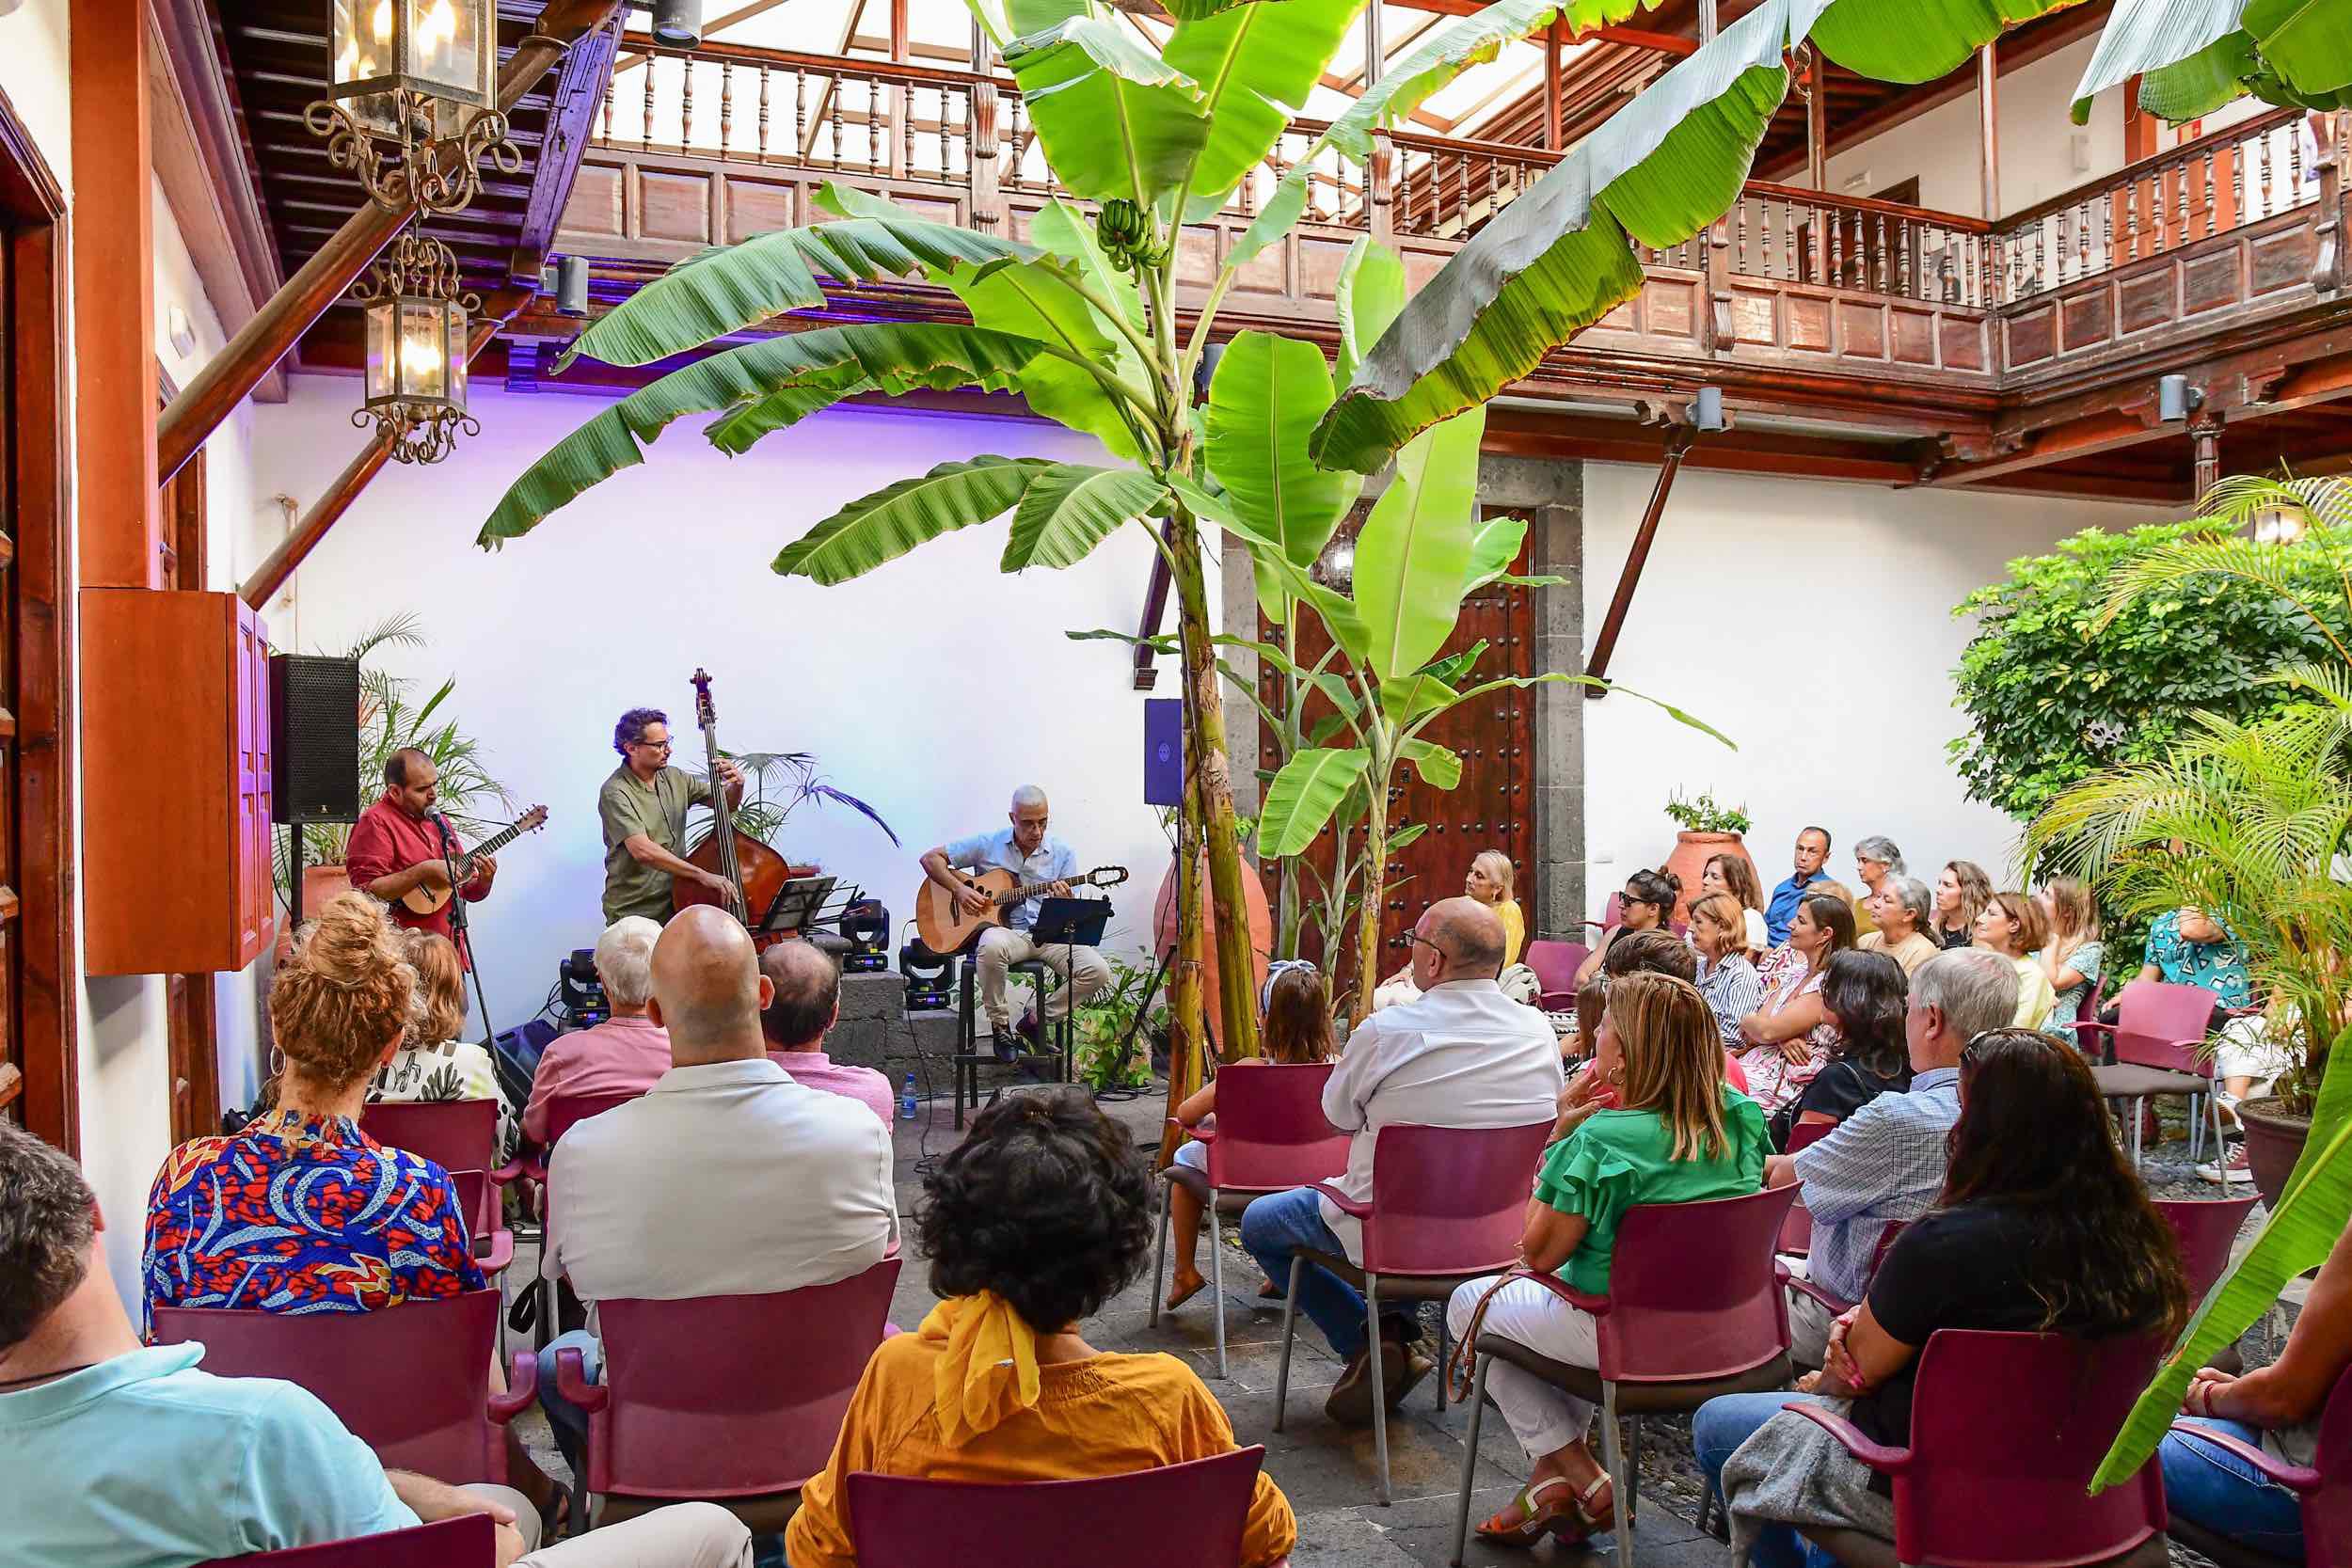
[1029,896,1111,1085]
[756,875,838,938]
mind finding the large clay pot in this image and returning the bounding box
[274,863,356,963]
[1152,854,1273,1053]
[1661,831,1756,925]
[2239,1096,2312,1211]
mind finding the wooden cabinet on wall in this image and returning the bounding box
[83,590,274,974]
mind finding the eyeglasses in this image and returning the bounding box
[631,738,673,752]
[1405,930,1454,961]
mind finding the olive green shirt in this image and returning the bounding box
[598,763,711,924]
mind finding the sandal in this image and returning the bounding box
[1165,1275,1206,1312]
[1474,1476,1587,1545]
[1550,1473,1616,1545]
[1258,1279,1281,1300]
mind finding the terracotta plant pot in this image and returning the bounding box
[1661,831,1756,925]
[2238,1096,2311,1211]
[1152,854,1273,1053]
[274,863,356,964]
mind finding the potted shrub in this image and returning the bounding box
[1661,789,1755,924]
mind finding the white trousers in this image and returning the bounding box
[463,1487,753,1567]
[1779,1255,1836,1370]
[975,926,1113,1029]
[1446,1275,1603,1458]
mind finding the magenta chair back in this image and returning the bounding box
[152,1291,528,1484]
[1201,1061,1346,1191]
[2109,980,2223,1073]
[1358,1120,1552,1276]
[845,1447,1266,1568]
[1524,940,1588,1006]
[1775,1121,1834,1256]
[1593,1186,1801,1384]
[450,1167,490,1244]
[1601,893,1624,930]
[2309,1362,2352,1564]
[359,1100,499,1183]
[543,1090,638,1152]
[197,1513,496,1566]
[2155,1195,2260,1301]
[573,1257,900,1498]
[1894,1330,2165,1567]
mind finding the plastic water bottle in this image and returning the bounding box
[900,1072,918,1122]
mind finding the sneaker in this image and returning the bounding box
[986,1020,1019,1062]
[2197,1141,2253,1184]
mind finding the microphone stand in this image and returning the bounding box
[436,813,501,1048]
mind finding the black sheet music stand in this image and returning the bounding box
[950,895,1110,1127]
[755,876,850,940]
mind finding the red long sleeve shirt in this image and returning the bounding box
[343,792,488,966]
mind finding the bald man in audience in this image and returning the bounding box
[759,939,895,1125]
[537,908,898,1480]
[1241,897,1561,1425]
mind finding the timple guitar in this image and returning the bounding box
[914,863,1130,955]
[398,806,549,915]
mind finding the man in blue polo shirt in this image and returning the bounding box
[918,784,1112,1050]
[0,1121,750,1568]
[1763,825,1835,945]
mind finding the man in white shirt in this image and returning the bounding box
[537,907,899,1476]
[1241,897,1561,1426]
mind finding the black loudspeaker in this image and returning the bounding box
[1144,697,1184,806]
[269,654,361,825]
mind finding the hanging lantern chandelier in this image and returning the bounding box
[307,0,523,217]
[353,230,479,465]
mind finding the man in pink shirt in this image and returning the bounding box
[759,940,896,1127]
[522,916,671,1143]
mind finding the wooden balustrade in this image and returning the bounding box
[1725,182,1994,306]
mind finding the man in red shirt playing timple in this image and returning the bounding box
[343,747,497,966]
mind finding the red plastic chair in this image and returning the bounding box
[1785,1329,2168,1568]
[152,1291,533,1485]
[846,1447,1268,1568]
[197,1513,496,1566]
[1272,1118,1553,1504]
[2155,1194,2261,1301]
[1523,940,1589,1010]
[1449,1185,1801,1568]
[501,1089,639,1347]
[555,1257,899,1529]
[359,1099,500,1192]
[1777,1220,1909,1328]
[2167,1360,2352,1568]
[2074,980,2228,1166]
[446,1169,515,1277]
[1775,1119,1835,1257]
[1149,1061,1347,1377]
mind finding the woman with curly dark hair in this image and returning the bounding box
[1700,1030,2190,1566]
[786,1087,1297,1568]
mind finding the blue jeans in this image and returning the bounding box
[2162,1419,2307,1562]
[537,1327,601,1483]
[1238,1186,1413,1363]
[1691,1392,1840,1568]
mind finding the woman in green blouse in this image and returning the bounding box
[1445,971,1771,1547]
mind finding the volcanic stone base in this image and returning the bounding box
[826,970,966,1076]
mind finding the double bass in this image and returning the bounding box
[674,668,791,932]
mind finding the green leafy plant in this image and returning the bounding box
[690,750,900,857]
[1663,788,1751,835]
[1072,951,1166,1089]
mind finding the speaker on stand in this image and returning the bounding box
[270,654,362,930]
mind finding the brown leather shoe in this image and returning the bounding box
[1388,1347,1435,1410]
[1324,1338,1406,1426]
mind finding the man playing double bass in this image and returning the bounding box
[598,706,745,923]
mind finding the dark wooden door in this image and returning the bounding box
[0,230,17,1124]
[1260,502,1537,1000]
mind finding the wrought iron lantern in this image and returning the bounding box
[353,230,479,465]
[307,0,522,216]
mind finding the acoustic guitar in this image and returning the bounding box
[914,863,1130,955]
[398,805,549,915]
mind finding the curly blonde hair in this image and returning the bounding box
[403,929,467,1045]
[271,893,415,1087]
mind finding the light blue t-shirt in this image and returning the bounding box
[0,1343,416,1567]
[941,827,1075,931]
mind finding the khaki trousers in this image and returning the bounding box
[462,1487,753,1567]
[974,926,1113,1031]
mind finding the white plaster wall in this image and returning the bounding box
[246,378,1200,1044]
[0,0,72,191]
[1575,465,2169,924]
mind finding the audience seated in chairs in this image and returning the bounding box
[1700,1030,2189,1566]
[0,1120,753,1568]
[785,1086,1297,1568]
[1703,852,1772,954]
[1574,868,1679,986]
[2163,1220,2352,1560]
[2127,904,2285,1186]
[1768,951,1911,1151]
[538,907,898,1484]
[1598,927,1751,1096]
[1765,828,1836,947]
[1444,972,1772,1547]
[1691,893,1765,1054]
[1763,948,2019,1369]
[521,916,671,1144]
[1846,837,1903,938]
[1242,897,1559,1426]
[758,939,896,1126]
[2033,875,2106,1043]
[367,928,521,1167]
[1737,893,1855,1117]
[1854,876,1939,979]
[1371,849,1524,1010]
[1165,960,1337,1313]
[1974,891,2058,1033]
[1930,861,1992,952]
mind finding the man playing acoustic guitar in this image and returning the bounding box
[346,748,498,967]
[919,784,1112,1052]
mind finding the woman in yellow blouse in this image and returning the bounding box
[786,1087,1295,1568]
[1974,890,2058,1032]
[1374,849,1525,1008]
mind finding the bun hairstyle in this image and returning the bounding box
[1623,867,1680,920]
[270,893,415,1089]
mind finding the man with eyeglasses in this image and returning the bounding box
[598,706,745,924]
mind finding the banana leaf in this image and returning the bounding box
[1352,406,1486,679]
[946,253,1139,458]
[1000,464,1170,570]
[1205,330,1359,567]
[2091,1019,2352,1490]
[2073,0,2352,122]
[1002,17,1211,208]
[557,184,1033,370]
[1466,515,1532,593]
[1335,236,1407,388]
[1168,472,1372,661]
[1399,737,1464,788]
[479,325,1049,546]
[772,456,1057,583]
[1260,747,1373,855]
[1163,0,1370,217]
[1809,0,2090,86]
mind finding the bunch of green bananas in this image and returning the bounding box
[1095,199,1168,272]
